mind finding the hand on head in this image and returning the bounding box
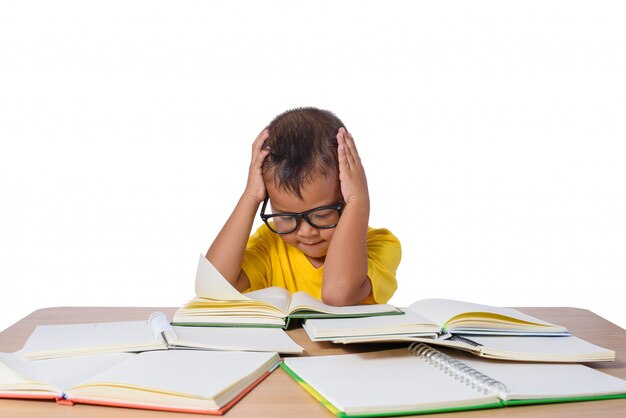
[244,129,271,204]
[337,128,369,205]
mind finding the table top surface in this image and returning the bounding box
[1,306,625,417]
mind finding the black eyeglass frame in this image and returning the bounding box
[260,197,345,234]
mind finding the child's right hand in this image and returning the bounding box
[243,129,271,204]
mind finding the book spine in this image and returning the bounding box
[408,343,507,397]
[56,393,75,405]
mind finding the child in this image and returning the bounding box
[206,107,401,306]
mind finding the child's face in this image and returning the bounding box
[265,175,342,265]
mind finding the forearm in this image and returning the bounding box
[206,193,259,287]
[322,198,371,306]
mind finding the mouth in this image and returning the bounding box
[300,241,322,247]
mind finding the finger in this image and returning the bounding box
[338,130,357,169]
[252,129,270,154]
[337,130,351,172]
[256,128,269,142]
[253,145,271,168]
[250,131,269,168]
[343,131,361,162]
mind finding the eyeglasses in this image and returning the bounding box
[260,197,345,234]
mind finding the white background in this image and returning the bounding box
[1,1,625,335]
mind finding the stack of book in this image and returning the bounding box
[301,298,615,362]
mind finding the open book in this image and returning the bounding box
[282,344,626,417]
[21,312,303,360]
[0,349,280,415]
[318,333,615,362]
[172,255,402,328]
[303,298,569,339]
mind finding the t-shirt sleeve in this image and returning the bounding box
[241,225,272,292]
[365,228,401,304]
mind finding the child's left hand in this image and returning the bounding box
[337,128,370,205]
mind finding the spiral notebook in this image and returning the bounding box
[281,344,626,417]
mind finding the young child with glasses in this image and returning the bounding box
[206,107,401,306]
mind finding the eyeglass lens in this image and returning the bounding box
[270,207,341,233]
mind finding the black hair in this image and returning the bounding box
[263,107,345,198]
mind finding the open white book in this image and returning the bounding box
[172,255,402,328]
[282,345,626,417]
[319,333,615,362]
[303,298,569,339]
[20,312,303,360]
[0,349,280,415]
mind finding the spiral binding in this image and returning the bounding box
[449,334,483,347]
[408,343,508,396]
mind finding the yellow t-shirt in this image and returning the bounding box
[241,224,401,304]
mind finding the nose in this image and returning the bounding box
[297,219,320,237]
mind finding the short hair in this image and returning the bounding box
[263,107,345,198]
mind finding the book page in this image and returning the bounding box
[194,254,252,301]
[172,326,303,353]
[303,309,439,339]
[283,348,499,416]
[331,335,615,363]
[467,335,615,362]
[330,335,446,345]
[21,320,164,360]
[288,291,400,317]
[408,299,567,333]
[67,350,280,405]
[244,287,292,314]
[0,352,132,394]
[456,351,626,402]
[0,354,44,390]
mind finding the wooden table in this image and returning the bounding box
[1,306,625,417]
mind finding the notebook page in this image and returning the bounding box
[304,309,439,339]
[468,335,614,360]
[288,291,398,316]
[69,350,279,400]
[21,321,163,359]
[284,348,498,415]
[453,351,626,401]
[194,254,252,301]
[172,326,304,353]
[409,299,561,329]
[0,352,132,393]
[0,354,41,388]
[244,287,292,314]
